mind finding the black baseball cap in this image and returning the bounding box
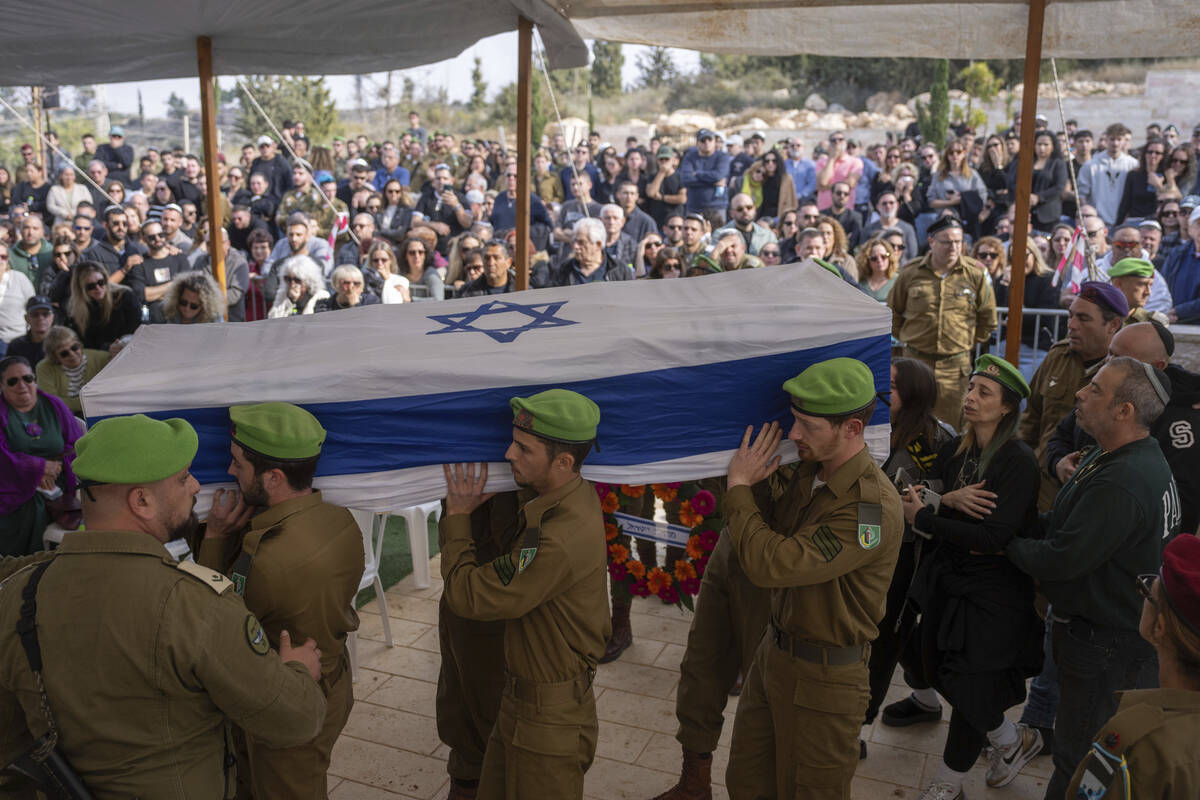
[25,295,53,313]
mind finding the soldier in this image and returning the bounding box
[649,475,772,800]
[439,389,609,800]
[437,491,525,800]
[1018,281,1126,510]
[1067,533,1200,798]
[0,414,326,797]
[722,358,903,800]
[197,402,363,800]
[887,215,997,428]
[1110,257,1169,325]
[275,160,336,239]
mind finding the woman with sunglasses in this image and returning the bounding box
[398,235,445,301]
[737,152,797,220]
[1164,145,1197,198]
[65,261,140,351]
[1065,534,1200,798]
[854,237,899,301]
[633,232,666,278]
[647,247,684,279]
[0,355,83,556]
[267,254,329,318]
[929,140,989,238]
[34,326,110,415]
[1116,136,1169,225]
[1159,198,1185,251]
[375,180,415,245]
[161,270,224,324]
[363,241,411,304]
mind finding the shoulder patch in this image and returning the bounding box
[175,561,233,594]
[244,614,270,655]
[811,525,843,563]
[517,547,537,574]
[493,553,517,585]
[857,503,883,550]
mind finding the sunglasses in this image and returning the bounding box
[58,343,82,359]
[73,224,92,231]
[84,279,106,291]
[145,232,164,240]
[662,262,682,270]
[1136,573,1157,604]
[407,249,426,256]
[283,276,305,284]
[179,299,202,310]
[5,374,35,387]
[976,251,1000,261]
[646,240,664,247]
[1172,157,1189,165]
[1146,150,1165,156]
[1161,210,1179,217]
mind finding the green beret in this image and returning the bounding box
[230,402,326,461]
[812,258,843,279]
[692,252,722,274]
[972,354,1030,399]
[73,415,198,485]
[510,389,600,443]
[1109,257,1155,278]
[783,358,877,417]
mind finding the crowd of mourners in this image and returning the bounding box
[1,103,1200,800]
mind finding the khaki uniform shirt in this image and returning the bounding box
[1068,688,1200,799]
[276,185,337,238]
[440,475,610,684]
[1018,341,1095,468]
[198,491,363,681]
[0,530,325,798]
[535,171,565,205]
[725,447,903,647]
[888,254,997,357]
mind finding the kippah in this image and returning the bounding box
[1150,319,1175,357]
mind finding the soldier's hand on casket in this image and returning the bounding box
[726,422,783,489]
[443,462,495,516]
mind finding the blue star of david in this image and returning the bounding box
[426,299,579,343]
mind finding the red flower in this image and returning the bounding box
[695,555,710,577]
[630,579,651,597]
[680,577,701,595]
[601,492,620,514]
[604,522,619,542]
[673,560,697,583]
[620,484,646,498]
[689,490,716,516]
[594,482,610,498]
[646,567,672,596]
[608,561,627,581]
[686,534,705,560]
[699,529,720,551]
[678,504,704,528]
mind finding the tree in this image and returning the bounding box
[401,77,415,109]
[635,47,680,89]
[470,56,488,111]
[72,85,96,113]
[590,41,623,98]
[916,59,949,146]
[530,70,547,152]
[166,92,189,120]
[137,90,145,126]
[957,62,1001,132]
[234,75,340,144]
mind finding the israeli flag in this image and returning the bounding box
[82,263,891,511]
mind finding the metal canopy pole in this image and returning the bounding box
[515,16,533,291]
[1004,0,1047,366]
[197,35,228,319]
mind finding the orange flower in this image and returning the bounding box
[678,503,704,528]
[604,522,619,542]
[652,483,678,502]
[686,534,705,560]
[646,567,672,595]
[674,560,697,583]
[620,484,646,498]
[601,491,620,514]
[608,543,629,564]
[627,559,647,580]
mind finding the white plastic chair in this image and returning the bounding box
[164,539,192,562]
[347,509,393,682]
[398,501,441,589]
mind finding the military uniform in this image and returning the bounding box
[535,170,565,205]
[1017,341,1099,510]
[1125,306,1169,326]
[437,491,526,786]
[275,185,337,238]
[439,389,610,800]
[198,403,364,800]
[888,253,997,428]
[723,360,904,800]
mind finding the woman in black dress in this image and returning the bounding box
[903,355,1045,800]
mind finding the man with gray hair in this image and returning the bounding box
[337,213,375,266]
[543,217,633,287]
[599,203,637,273]
[1005,355,1180,798]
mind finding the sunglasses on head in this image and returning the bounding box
[58,343,81,359]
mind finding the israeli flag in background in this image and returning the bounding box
[82,262,892,512]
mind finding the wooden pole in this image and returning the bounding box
[1004,0,1046,366]
[196,36,228,319]
[32,87,44,171]
[515,16,533,291]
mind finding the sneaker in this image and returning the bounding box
[985,724,1044,788]
[917,782,963,800]
[881,695,943,727]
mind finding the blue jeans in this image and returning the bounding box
[1043,618,1157,800]
[1019,611,1058,729]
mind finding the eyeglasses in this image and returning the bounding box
[145,232,164,240]
[1136,573,1158,604]
[646,240,664,248]
[283,276,305,284]
[386,188,403,194]
[1146,149,1165,156]
[84,279,106,291]
[4,374,35,387]
[664,224,682,230]
[976,251,1000,261]
[73,224,92,231]
[407,249,426,256]
[370,256,391,264]
[662,262,682,270]
[1172,157,1189,165]
[179,299,202,310]
[57,343,81,359]
[339,281,364,288]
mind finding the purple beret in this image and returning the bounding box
[1077,280,1129,318]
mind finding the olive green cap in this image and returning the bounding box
[510,389,600,443]
[972,354,1030,399]
[1109,257,1155,278]
[783,358,877,417]
[73,415,198,485]
[230,402,326,461]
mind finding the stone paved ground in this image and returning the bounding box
[330,554,1052,800]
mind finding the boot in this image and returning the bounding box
[446,779,478,800]
[601,601,632,663]
[649,749,712,800]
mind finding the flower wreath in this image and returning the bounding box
[596,481,721,611]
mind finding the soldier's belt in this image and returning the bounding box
[770,623,866,666]
[505,669,594,705]
[901,346,970,363]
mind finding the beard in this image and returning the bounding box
[241,474,271,508]
[168,510,200,543]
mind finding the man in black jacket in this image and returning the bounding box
[457,239,515,297]
[83,204,147,282]
[250,135,293,199]
[96,126,134,186]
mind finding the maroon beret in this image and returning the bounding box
[1077,280,1129,318]
[1161,534,1200,635]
